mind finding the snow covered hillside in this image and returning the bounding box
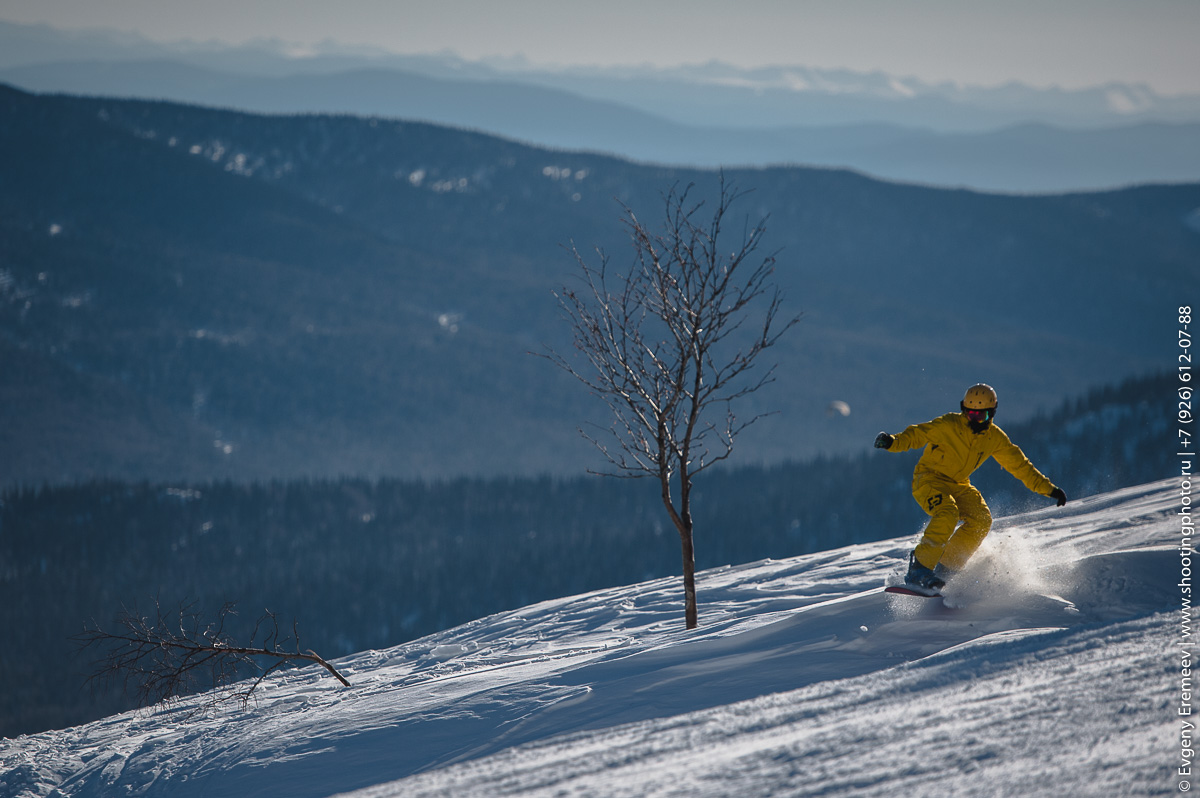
[1,479,1182,797]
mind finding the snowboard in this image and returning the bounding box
[884,585,943,598]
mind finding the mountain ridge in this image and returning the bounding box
[5,20,1199,129]
[4,20,1200,192]
[1,83,1198,484]
[6,57,1200,192]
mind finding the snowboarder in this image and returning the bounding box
[874,383,1067,594]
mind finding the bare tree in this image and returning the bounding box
[76,600,350,711]
[546,178,800,629]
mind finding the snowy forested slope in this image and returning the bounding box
[0,479,1182,797]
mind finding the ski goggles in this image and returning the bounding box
[965,407,994,422]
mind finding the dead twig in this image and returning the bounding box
[75,599,350,712]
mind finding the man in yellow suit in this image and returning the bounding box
[874,383,1068,594]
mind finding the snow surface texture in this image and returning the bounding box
[0,479,1181,797]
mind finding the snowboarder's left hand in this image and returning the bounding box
[1049,487,1067,507]
[874,432,894,450]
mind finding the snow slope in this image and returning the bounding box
[0,479,1181,797]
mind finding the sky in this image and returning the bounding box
[2,0,1199,95]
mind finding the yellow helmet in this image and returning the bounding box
[962,383,998,410]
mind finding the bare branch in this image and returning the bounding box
[75,599,350,713]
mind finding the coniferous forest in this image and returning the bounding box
[0,371,1175,737]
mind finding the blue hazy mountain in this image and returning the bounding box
[3,21,1200,192]
[1,83,1197,484]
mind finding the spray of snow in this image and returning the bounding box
[943,525,1084,609]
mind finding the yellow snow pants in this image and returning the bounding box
[911,471,993,572]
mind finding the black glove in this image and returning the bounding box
[1049,487,1067,507]
[874,432,894,450]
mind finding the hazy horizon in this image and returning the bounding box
[2,0,1198,96]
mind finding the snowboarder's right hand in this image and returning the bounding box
[874,432,894,450]
[1050,487,1067,506]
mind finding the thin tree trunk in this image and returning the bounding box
[661,468,699,630]
[679,524,698,630]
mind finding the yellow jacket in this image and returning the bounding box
[888,412,1057,495]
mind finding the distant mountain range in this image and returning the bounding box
[1,83,1197,484]
[3,20,1200,192]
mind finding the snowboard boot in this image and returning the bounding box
[904,553,946,595]
[933,563,958,586]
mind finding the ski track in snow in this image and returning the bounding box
[0,479,1181,798]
